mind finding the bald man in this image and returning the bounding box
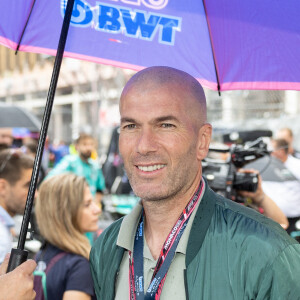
[90,67,300,300]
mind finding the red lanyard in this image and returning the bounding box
[129,179,204,300]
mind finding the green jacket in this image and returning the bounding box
[90,186,300,300]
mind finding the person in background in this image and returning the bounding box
[21,139,47,242]
[34,173,100,300]
[48,140,69,167]
[276,127,300,158]
[0,128,13,151]
[271,138,300,181]
[262,138,300,234]
[238,169,289,229]
[90,66,300,299]
[46,133,105,244]
[22,139,47,185]
[0,149,34,263]
[46,133,105,205]
[0,254,36,300]
[206,146,289,228]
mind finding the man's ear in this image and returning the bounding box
[0,178,9,197]
[196,123,212,161]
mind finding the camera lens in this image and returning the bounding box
[233,172,258,192]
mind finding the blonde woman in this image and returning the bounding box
[34,173,101,300]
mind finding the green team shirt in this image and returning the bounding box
[47,154,105,196]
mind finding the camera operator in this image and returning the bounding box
[276,127,300,159]
[271,138,300,181]
[238,169,289,229]
[253,139,300,234]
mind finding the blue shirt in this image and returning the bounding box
[49,144,69,166]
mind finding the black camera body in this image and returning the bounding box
[202,138,269,202]
[203,162,258,195]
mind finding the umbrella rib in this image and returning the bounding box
[15,0,37,55]
[202,0,221,95]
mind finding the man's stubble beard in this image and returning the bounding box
[80,151,92,160]
[125,144,199,204]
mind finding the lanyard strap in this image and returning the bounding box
[129,180,204,300]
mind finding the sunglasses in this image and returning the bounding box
[0,149,21,174]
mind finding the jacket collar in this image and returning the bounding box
[185,182,216,267]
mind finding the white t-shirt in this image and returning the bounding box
[246,156,300,218]
[0,206,14,263]
[262,180,300,218]
[284,155,300,181]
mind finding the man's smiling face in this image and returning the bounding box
[119,79,204,202]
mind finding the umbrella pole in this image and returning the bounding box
[7,0,76,272]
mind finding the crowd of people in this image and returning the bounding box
[0,131,105,299]
[1,66,300,299]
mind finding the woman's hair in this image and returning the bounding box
[36,173,91,259]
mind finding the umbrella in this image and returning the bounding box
[0,103,41,132]
[0,0,300,91]
[2,0,300,271]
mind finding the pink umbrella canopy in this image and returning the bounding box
[0,0,300,91]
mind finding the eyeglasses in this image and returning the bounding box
[0,149,20,174]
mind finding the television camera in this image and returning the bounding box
[202,138,270,203]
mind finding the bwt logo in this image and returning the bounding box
[61,0,180,45]
[110,0,169,10]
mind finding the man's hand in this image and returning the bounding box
[238,169,265,205]
[238,169,289,229]
[0,254,37,300]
